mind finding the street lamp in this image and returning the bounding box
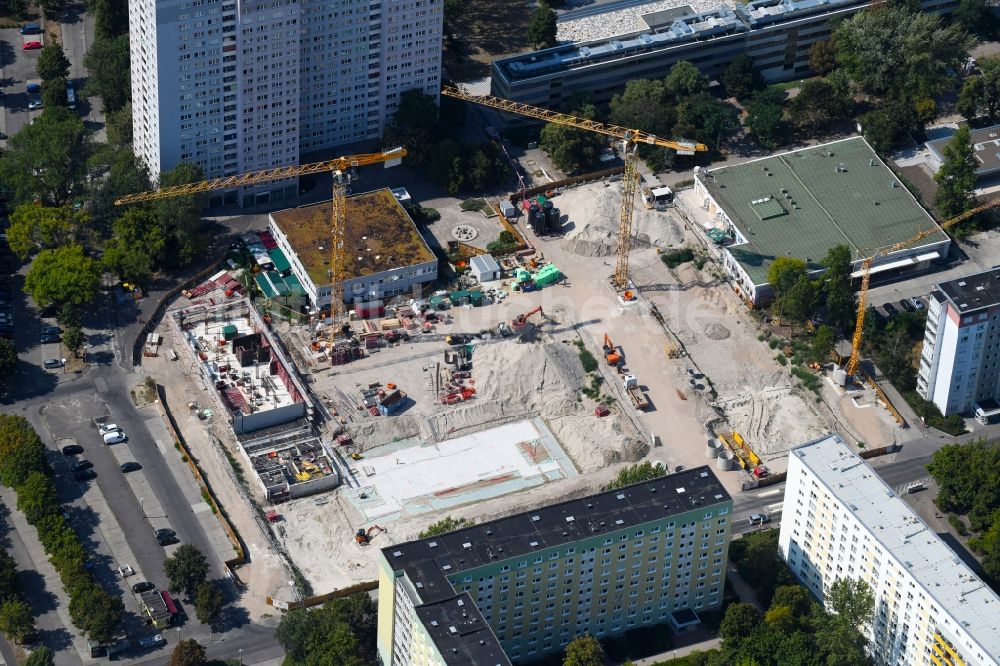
[239,648,244,665]
[139,497,145,518]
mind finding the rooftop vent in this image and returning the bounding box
[959,281,967,286]
[616,494,626,500]
[615,519,624,525]
[566,516,575,522]
[392,551,402,557]
[430,620,439,627]
[677,487,686,493]
[531,515,540,521]
[529,541,539,547]
[457,599,464,606]
[462,542,472,549]
[449,627,458,635]
[429,541,438,548]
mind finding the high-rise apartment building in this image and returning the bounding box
[377,468,733,665]
[918,268,1000,418]
[779,435,1000,666]
[129,0,442,207]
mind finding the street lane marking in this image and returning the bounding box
[767,502,784,513]
[756,489,782,498]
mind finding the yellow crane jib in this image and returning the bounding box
[845,195,1000,377]
[112,148,408,205]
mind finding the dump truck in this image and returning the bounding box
[623,374,649,410]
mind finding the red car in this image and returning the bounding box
[22,41,42,50]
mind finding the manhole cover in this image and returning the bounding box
[452,225,478,241]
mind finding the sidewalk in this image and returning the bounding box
[630,636,723,665]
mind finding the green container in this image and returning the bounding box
[222,324,238,340]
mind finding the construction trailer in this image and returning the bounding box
[377,388,407,416]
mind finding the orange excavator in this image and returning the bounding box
[355,525,386,545]
[510,306,543,332]
[603,334,623,368]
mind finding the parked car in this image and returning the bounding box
[43,358,64,369]
[19,22,41,34]
[42,325,62,335]
[26,82,40,93]
[40,333,60,343]
[70,459,93,472]
[131,581,155,594]
[73,469,96,481]
[120,462,141,473]
[748,513,771,526]
[103,431,127,444]
[882,302,899,317]
[138,634,166,649]
[908,297,926,311]
[155,528,175,538]
[61,444,83,455]
[22,41,42,50]
[99,423,121,435]
[156,533,178,546]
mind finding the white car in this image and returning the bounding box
[99,423,120,435]
[103,431,127,445]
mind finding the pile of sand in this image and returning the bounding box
[556,185,686,257]
[349,330,646,472]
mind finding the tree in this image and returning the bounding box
[783,275,818,328]
[953,0,993,39]
[0,107,90,207]
[609,78,674,135]
[771,585,814,618]
[382,91,440,168]
[957,76,984,119]
[275,608,313,663]
[168,639,207,666]
[24,646,55,666]
[276,594,376,666]
[67,583,123,642]
[720,603,762,643]
[105,103,133,148]
[827,578,875,628]
[5,0,27,19]
[164,545,209,597]
[16,472,59,525]
[0,599,35,643]
[90,150,152,227]
[527,4,558,48]
[92,0,130,38]
[858,108,904,155]
[808,39,837,75]
[153,164,208,267]
[101,208,164,285]
[665,60,709,99]
[767,256,807,297]
[722,54,765,102]
[37,43,71,82]
[6,205,83,260]
[673,94,739,150]
[978,59,1000,121]
[745,89,786,149]
[40,0,67,16]
[812,325,836,361]
[605,461,666,490]
[83,35,131,114]
[541,104,607,173]
[42,77,69,109]
[821,244,855,333]
[834,7,973,101]
[24,245,100,311]
[419,516,468,539]
[562,634,604,666]
[194,582,224,626]
[789,78,849,132]
[934,126,976,218]
[0,549,18,603]
[0,415,47,489]
[64,326,84,357]
[0,339,17,386]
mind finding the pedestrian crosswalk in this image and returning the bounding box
[894,476,930,495]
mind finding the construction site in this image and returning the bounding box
[138,104,910,608]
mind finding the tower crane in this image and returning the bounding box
[845,196,1000,376]
[114,148,407,318]
[440,86,708,291]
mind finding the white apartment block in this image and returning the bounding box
[129,0,442,207]
[779,435,1000,666]
[918,268,1000,419]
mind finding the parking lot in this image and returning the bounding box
[0,23,47,144]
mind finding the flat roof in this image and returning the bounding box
[382,466,731,604]
[700,137,946,285]
[935,266,1000,314]
[927,124,1000,176]
[792,435,1000,660]
[270,188,435,287]
[414,594,512,666]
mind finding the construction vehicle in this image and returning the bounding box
[441,86,707,292]
[510,306,543,332]
[623,374,650,410]
[355,525,386,545]
[445,334,470,345]
[603,334,623,368]
[115,148,407,322]
[845,195,1000,377]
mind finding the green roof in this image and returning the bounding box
[254,274,278,298]
[268,248,292,273]
[701,137,947,285]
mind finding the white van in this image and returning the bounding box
[103,431,127,444]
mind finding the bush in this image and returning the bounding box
[791,366,822,395]
[948,514,969,536]
[902,392,968,436]
[774,354,787,366]
[419,516,469,538]
[459,198,490,214]
[661,247,695,268]
[404,205,441,225]
[574,341,598,373]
